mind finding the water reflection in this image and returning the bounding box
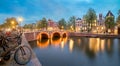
[105,39,114,57]
[118,39,120,62]
[51,37,61,47]
[37,39,49,48]
[107,39,112,51]
[30,37,120,66]
[89,38,106,53]
[37,37,68,48]
[61,37,68,49]
[89,38,99,53]
[71,38,117,59]
[69,39,74,52]
[36,37,118,54]
[100,39,105,51]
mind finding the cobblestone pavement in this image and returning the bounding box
[0,34,42,66]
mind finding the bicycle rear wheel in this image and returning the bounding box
[14,45,32,65]
[3,52,11,61]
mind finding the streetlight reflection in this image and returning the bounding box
[89,38,106,53]
[61,37,68,49]
[100,39,105,51]
[69,39,74,53]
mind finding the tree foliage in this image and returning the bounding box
[36,20,42,29]
[116,9,120,27]
[58,18,66,29]
[36,18,48,30]
[23,24,33,29]
[2,17,18,28]
[105,16,115,29]
[68,16,76,31]
[36,17,48,30]
[41,18,48,29]
[84,8,97,30]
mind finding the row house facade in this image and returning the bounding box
[48,19,58,31]
[75,18,88,32]
[75,18,83,32]
[75,14,106,33]
[97,14,106,33]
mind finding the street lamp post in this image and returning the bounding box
[32,23,36,40]
[18,17,23,32]
[32,23,35,32]
[11,21,15,29]
[62,26,64,31]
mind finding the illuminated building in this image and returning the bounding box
[75,18,83,32]
[48,19,58,31]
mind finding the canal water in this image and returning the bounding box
[29,37,120,66]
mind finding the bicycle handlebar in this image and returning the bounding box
[0,32,22,42]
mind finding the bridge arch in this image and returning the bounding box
[62,32,68,38]
[51,31,61,39]
[37,32,49,41]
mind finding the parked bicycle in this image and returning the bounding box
[0,32,32,65]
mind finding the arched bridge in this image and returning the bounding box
[24,30,68,41]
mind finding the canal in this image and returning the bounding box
[29,37,120,66]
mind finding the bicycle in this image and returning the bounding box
[0,32,32,65]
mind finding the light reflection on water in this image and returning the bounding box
[69,39,74,52]
[89,38,106,53]
[37,39,49,48]
[29,37,120,66]
[37,37,68,48]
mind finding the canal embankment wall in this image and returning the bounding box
[68,32,120,38]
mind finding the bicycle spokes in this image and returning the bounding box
[14,46,32,65]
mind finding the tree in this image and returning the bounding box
[66,21,71,30]
[68,16,76,31]
[118,9,120,15]
[3,17,18,28]
[84,8,97,31]
[116,9,120,27]
[23,24,33,29]
[58,18,66,30]
[0,24,5,29]
[40,17,48,30]
[23,24,27,29]
[36,20,42,29]
[105,16,115,32]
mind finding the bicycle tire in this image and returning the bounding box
[14,45,32,65]
[3,52,11,61]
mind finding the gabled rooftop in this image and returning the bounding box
[76,18,81,20]
[106,10,114,17]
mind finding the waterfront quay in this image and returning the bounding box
[69,32,120,38]
[0,33,41,66]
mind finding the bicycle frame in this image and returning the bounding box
[1,32,31,65]
[0,33,22,61]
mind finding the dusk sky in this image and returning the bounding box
[0,0,120,25]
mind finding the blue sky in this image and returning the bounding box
[0,0,120,25]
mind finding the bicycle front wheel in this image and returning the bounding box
[14,45,32,65]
